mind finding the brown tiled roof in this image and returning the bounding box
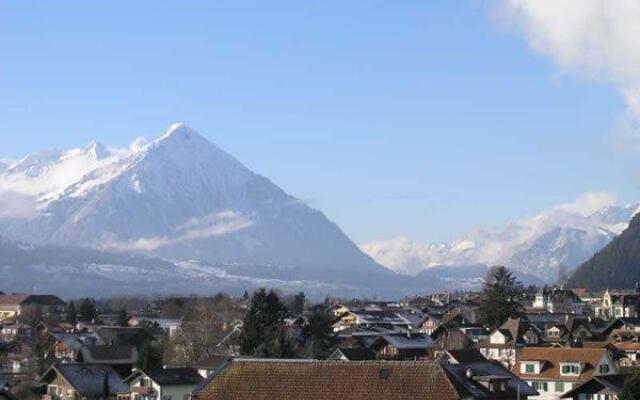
[0,294,30,305]
[194,360,463,400]
[514,347,609,382]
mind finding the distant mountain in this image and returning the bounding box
[0,123,399,295]
[362,196,639,283]
[569,213,640,289]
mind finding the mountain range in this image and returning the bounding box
[1,123,638,297]
[361,194,639,283]
[0,124,406,298]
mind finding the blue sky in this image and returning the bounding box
[1,1,637,243]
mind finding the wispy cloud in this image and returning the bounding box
[0,190,39,219]
[493,0,640,148]
[106,211,255,251]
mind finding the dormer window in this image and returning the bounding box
[520,361,541,374]
[524,332,539,344]
[560,363,580,376]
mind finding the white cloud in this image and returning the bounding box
[552,191,616,216]
[106,211,255,251]
[494,0,640,142]
[0,191,39,218]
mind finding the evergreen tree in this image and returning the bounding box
[239,288,291,357]
[478,266,524,328]
[621,373,640,400]
[78,298,98,322]
[302,309,334,358]
[242,290,250,300]
[116,308,129,327]
[293,291,306,315]
[66,302,77,325]
[135,341,163,371]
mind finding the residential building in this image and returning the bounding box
[608,329,640,365]
[39,364,129,400]
[533,288,584,315]
[594,290,640,320]
[479,317,541,368]
[48,332,101,362]
[0,295,65,322]
[125,368,203,400]
[560,374,627,400]
[514,347,619,400]
[369,333,434,360]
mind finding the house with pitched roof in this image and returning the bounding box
[0,294,65,322]
[190,359,538,399]
[39,363,129,400]
[125,368,203,400]
[559,374,627,399]
[479,317,541,369]
[513,347,619,400]
[369,333,434,360]
[533,288,584,315]
[595,289,640,320]
[608,328,640,366]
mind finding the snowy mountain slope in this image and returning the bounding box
[0,235,387,299]
[361,194,639,282]
[0,123,393,286]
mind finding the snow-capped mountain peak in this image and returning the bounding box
[0,123,390,286]
[84,141,109,160]
[361,194,640,282]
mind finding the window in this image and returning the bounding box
[525,364,535,373]
[531,381,548,392]
[555,382,565,392]
[561,364,580,375]
[599,364,610,374]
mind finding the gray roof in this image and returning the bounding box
[51,332,100,351]
[351,310,408,325]
[134,368,203,386]
[77,345,138,364]
[41,364,129,395]
[377,334,433,350]
[443,361,538,398]
[94,326,155,347]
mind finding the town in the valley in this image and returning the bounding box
[0,266,637,400]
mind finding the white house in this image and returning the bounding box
[514,347,618,400]
[125,368,203,400]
